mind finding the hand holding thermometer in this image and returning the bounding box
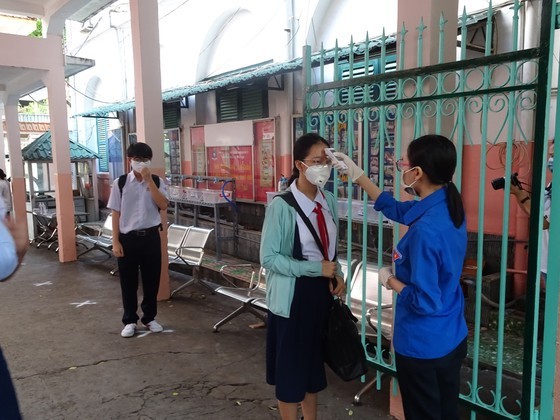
[325,148,348,171]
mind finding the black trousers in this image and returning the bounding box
[118,229,162,325]
[0,347,21,420]
[395,337,467,420]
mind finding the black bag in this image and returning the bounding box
[324,299,368,381]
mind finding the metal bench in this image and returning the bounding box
[169,226,214,297]
[77,214,114,258]
[212,259,359,332]
[212,265,267,332]
[76,215,119,275]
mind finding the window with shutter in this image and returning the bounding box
[163,103,180,129]
[216,84,268,122]
[96,118,109,172]
[339,55,397,103]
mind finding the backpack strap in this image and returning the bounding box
[276,191,337,262]
[118,174,127,195]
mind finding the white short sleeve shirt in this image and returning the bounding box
[107,172,167,234]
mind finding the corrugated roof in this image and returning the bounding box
[22,131,100,162]
[74,35,398,118]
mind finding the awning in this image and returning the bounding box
[74,35,398,118]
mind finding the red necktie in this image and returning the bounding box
[313,202,330,260]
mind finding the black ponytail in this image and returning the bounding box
[408,134,465,228]
[288,133,329,184]
[446,181,465,228]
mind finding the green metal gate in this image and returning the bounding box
[303,1,558,418]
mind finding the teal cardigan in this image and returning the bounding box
[260,188,342,318]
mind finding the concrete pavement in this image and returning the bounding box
[0,246,393,419]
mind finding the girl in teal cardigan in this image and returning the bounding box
[260,133,345,420]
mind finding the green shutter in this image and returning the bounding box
[163,104,180,129]
[96,118,109,172]
[217,85,268,122]
[218,90,239,122]
[241,87,265,119]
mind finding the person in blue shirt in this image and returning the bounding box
[261,133,345,420]
[333,134,468,420]
[0,210,29,420]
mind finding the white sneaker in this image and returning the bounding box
[145,320,163,333]
[121,323,137,338]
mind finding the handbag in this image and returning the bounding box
[324,298,368,381]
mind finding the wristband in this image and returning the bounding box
[520,196,530,204]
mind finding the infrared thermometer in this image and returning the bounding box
[325,148,348,171]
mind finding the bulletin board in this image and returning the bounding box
[197,118,276,202]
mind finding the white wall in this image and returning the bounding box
[63,0,557,153]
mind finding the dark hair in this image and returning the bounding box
[288,133,330,184]
[408,134,465,228]
[0,169,5,180]
[127,142,153,159]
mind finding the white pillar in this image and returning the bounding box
[4,97,27,231]
[129,0,165,165]
[129,0,170,300]
[43,39,77,262]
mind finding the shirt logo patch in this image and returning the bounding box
[393,247,402,262]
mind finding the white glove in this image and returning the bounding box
[378,266,394,290]
[333,152,364,182]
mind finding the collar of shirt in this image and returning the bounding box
[127,171,143,184]
[402,186,447,225]
[290,181,329,217]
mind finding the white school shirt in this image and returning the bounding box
[107,172,167,234]
[290,181,337,262]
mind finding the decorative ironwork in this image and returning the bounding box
[303,0,557,418]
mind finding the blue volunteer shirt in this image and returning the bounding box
[374,187,468,358]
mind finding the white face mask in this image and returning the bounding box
[401,167,419,196]
[131,160,151,173]
[303,163,332,187]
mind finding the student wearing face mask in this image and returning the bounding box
[107,142,168,338]
[510,139,554,283]
[332,135,467,420]
[260,133,345,420]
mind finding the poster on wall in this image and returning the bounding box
[164,128,181,176]
[367,118,395,193]
[191,126,206,176]
[229,146,253,200]
[207,145,254,200]
[254,119,276,202]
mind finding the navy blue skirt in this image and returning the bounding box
[266,274,333,402]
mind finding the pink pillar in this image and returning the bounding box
[390,0,459,417]
[129,0,169,300]
[44,42,77,263]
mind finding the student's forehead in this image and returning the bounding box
[307,145,326,156]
